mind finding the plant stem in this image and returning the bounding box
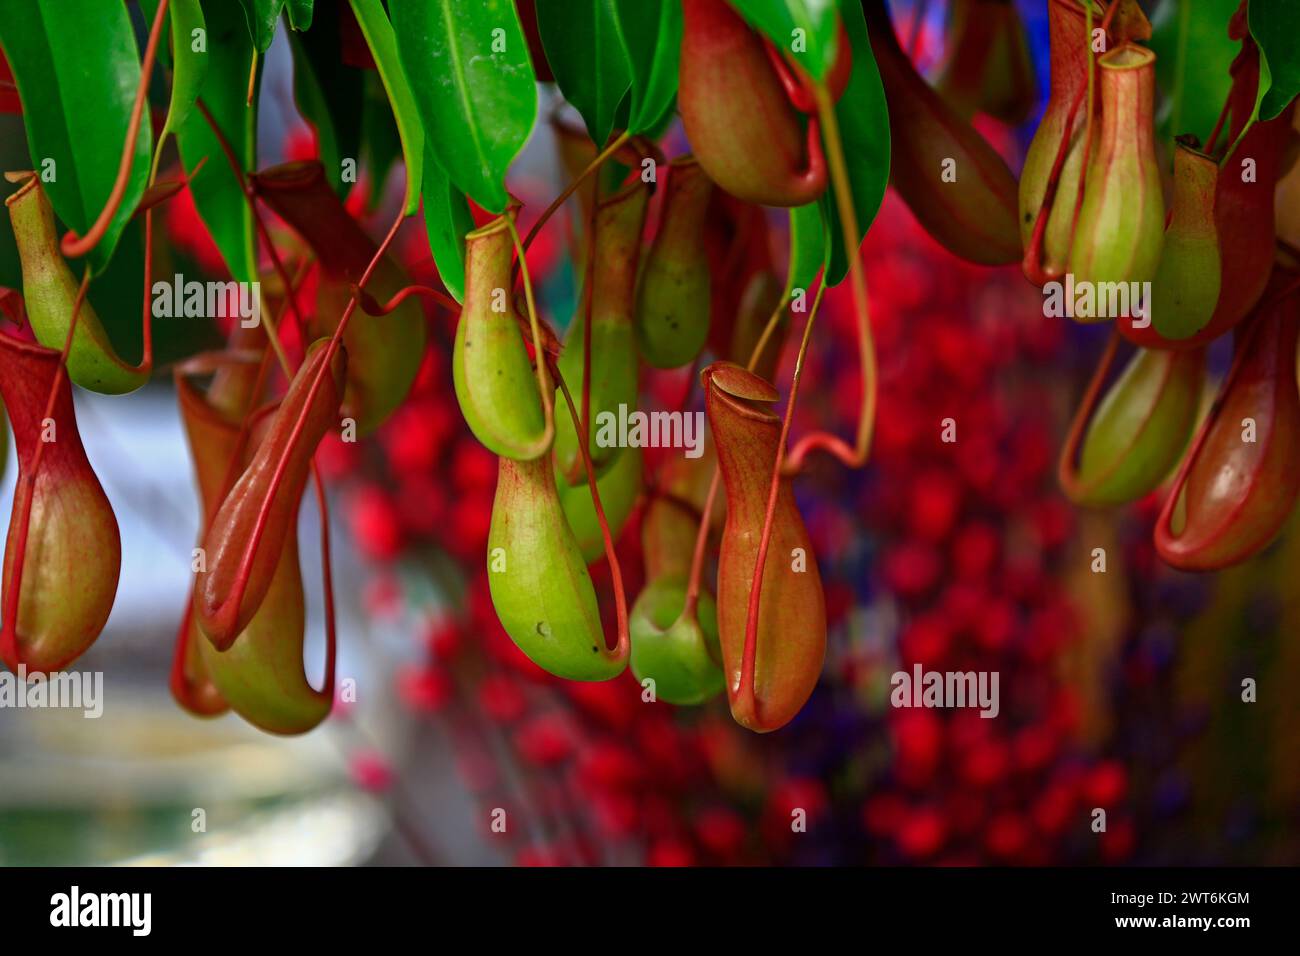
[60,0,169,259]
[504,213,557,459]
[783,80,877,473]
[194,99,309,368]
[514,130,632,279]
[1220,116,1257,166]
[553,369,630,661]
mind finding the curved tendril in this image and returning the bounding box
[782,79,876,474]
[359,283,461,316]
[1,270,90,664]
[1056,328,1121,499]
[563,196,599,486]
[1220,117,1258,166]
[736,281,827,714]
[1205,86,1234,155]
[553,367,630,661]
[246,48,259,108]
[194,99,310,349]
[682,471,723,620]
[249,210,310,348]
[513,130,633,283]
[504,214,557,460]
[255,275,305,380]
[60,0,170,259]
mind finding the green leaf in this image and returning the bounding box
[422,146,475,302]
[160,0,208,139]
[348,0,424,215]
[822,0,889,286]
[390,0,537,213]
[1150,0,1238,145]
[616,0,682,133]
[0,0,153,273]
[1249,0,1300,121]
[85,219,146,367]
[730,0,840,82]
[289,4,363,199]
[237,0,285,53]
[235,0,310,52]
[787,202,827,294]
[530,2,679,177]
[287,0,314,31]
[536,1,633,145]
[176,0,258,284]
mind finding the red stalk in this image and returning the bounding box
[783,80,876,474]
[59,0,169,259]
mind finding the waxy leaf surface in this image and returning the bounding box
[0,0,152,273]
[390,0,536,213]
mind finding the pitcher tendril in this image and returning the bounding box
[59,0,170,260]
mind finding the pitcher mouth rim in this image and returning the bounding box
[1098,44,1157,72]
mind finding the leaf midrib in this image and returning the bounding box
[439,0,497,201]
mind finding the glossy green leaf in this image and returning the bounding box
[422,146,474,302]
[390,0,537,213]
[1149,0,1238,145]
[348,0,423,214]
[536,1,679,141]
[821,0,889,286]
[730,0,839,82]
[237,0,280,52]
[160,0,208,139]
[238,0,312,52]
[536,1,632,146]
[1249,0,1300,121]
[787,201,827,295]
[617,0,682,133]
[0,0,153,273]
[176,0,258,284]
[287,0,314,30]
[289,2,363,199]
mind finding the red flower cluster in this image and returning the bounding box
[819,191,1134,864]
